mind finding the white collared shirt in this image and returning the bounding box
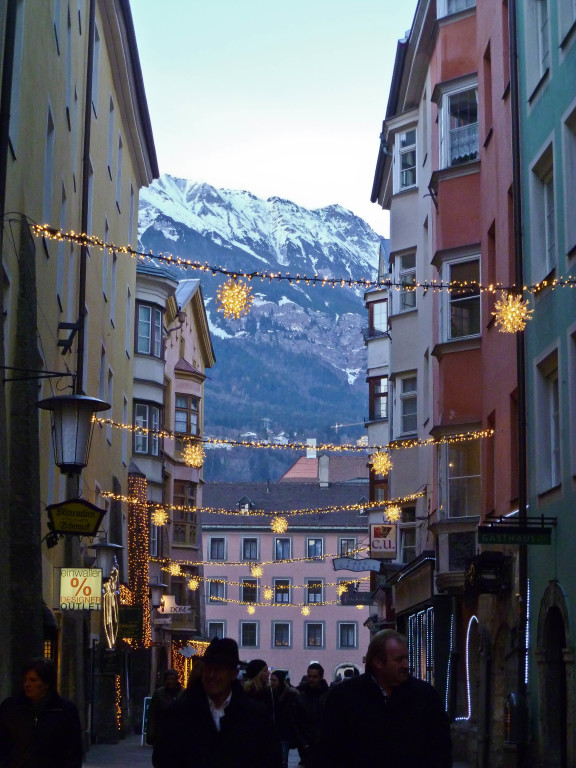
[208,691,232,731]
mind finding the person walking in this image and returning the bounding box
[321,629,453,768]
[152,638,282,768]
[0,657,83,768]
[243,659,274,718]
[270,671,299,768]
[146,669,183,746]
[293,663,329,768]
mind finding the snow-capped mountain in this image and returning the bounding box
[138,175,386,481]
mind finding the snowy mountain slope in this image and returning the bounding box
[138,176,386,480]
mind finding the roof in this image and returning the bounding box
[201,481,369,530]
[278,455,370,483]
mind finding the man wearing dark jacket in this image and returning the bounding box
[152,637,282,768]
[322,629,452,768]
[293,663,329,768]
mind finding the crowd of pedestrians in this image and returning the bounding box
[150,628,453,768]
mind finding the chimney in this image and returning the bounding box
[318,454,329,488]
[306,438,317,459]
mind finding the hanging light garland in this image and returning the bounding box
[31,224,576,296]
[493,292,534,333]
[370,451,393,476]
[216,277,254,319]
[183,441,205,469]
[151,507,169,527]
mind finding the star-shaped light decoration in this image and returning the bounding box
[370,450,393,476]
[184,441,205,469]
[216,277,254,319]
[169,563,182,577]
[271,515,288,534]
[493,292,533,333]
[386,505,402,523]
[188,577,199,591]
[250,564,263,578]
[301,606,310,616]
[264,587,273,601]
[247,605,256,615]
[337,584,348,597]
[151,507,169,527]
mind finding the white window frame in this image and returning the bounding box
[306,538,324,559]
[272,621,292,648]
[437,0,475,17]
[564,105,576,256]
[305,622,325,649]
[338,622,358,649]
[535,352,561,493]
[401,526,417,564]
[240,621,259,648]
[207,621,225,639]
[208,579,226,604]
[339,538,357,557]
[134,402,160,456]
[396,253,416,312]
[438,80,479,169]
[559,0,576,42]
[530,145,556,282]
[395,374,417,436]
[525,1,551,95]
[274,578,291,604]
[305,579,324,604]
[275,537,291,561]
[241,578,258,604]
[242,537,259,561]
[394,127,417,192]
[437,440,481,518]
[441,256,481,342]
[209,537,226,561]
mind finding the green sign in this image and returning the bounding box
[118,605,143,641]
[478,526,551,546]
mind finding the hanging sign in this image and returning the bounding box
[59,567,102,610]
[333,557,382,572]
[370,524,397,559]
[47,499,106,536]
[159,595,191,614]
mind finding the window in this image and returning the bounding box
[242,538,258,561]
[401,528,416,564]
[273,622,291,647]
[306,580,323,604]
[369,299,388,336]
[439,85,479,168]
[305,623,324,648]
[398,253,416,311]
[242,579,258,603]
[437,0,475,16]
[275,538,291,561]
[274,579,291,604]
[107,96,115,174]
[240,622,258,648]
[530,146,556,281]
[9,0,25,152]
[442,258,481,340]
[438,440,481,517]
[209,580,226,603]
[136,303,163,357]
[175,395,199,435]
[207,621,225,639]
[172,481,197,546]
[559,0,576,40]
[525,1,551,93]
[399,375,417,435]
[134,402,161,456]
[149,515,158,558]
[307,539,323,559]
[536,352,561,492]
[43,107,55,224]
[209,537,226,560]
[338,623,357,649]
[396,128,417,191]
[565,109,576,255]
[339,539,356,556]
[369,376,388,421]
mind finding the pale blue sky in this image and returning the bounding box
[131,1,418,236]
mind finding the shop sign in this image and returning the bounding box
[59,568,102,610]
[478,526,551,545]
[160,595,191,613]
[369,524,397,559]
[118,605,143,641]
[47,499,106,536]
[333,557,382,572]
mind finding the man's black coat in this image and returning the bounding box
[321,673,453,768]
[152,679,282,768]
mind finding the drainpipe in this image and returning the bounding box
[508,1,529,764]
[76,0,96,395]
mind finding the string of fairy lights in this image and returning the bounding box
[32,223,576,330]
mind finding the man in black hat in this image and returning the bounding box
[152,638,282,768]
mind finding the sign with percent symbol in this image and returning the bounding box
[59,568,102,611]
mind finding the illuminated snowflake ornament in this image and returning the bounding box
[264,588,273,601]
[271,515,288,534]
[386,505,402,523]
[370,451,393,476]
[247,605,256,615]
[250,564,263,578]
[151,507,169,527]
[337,583,348,597]
[188,578,199,591]
[169,563,182,577]
[493,292,533,333]
[183,441,205,469]
[301,606,310,616]
[216,278,254,319]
